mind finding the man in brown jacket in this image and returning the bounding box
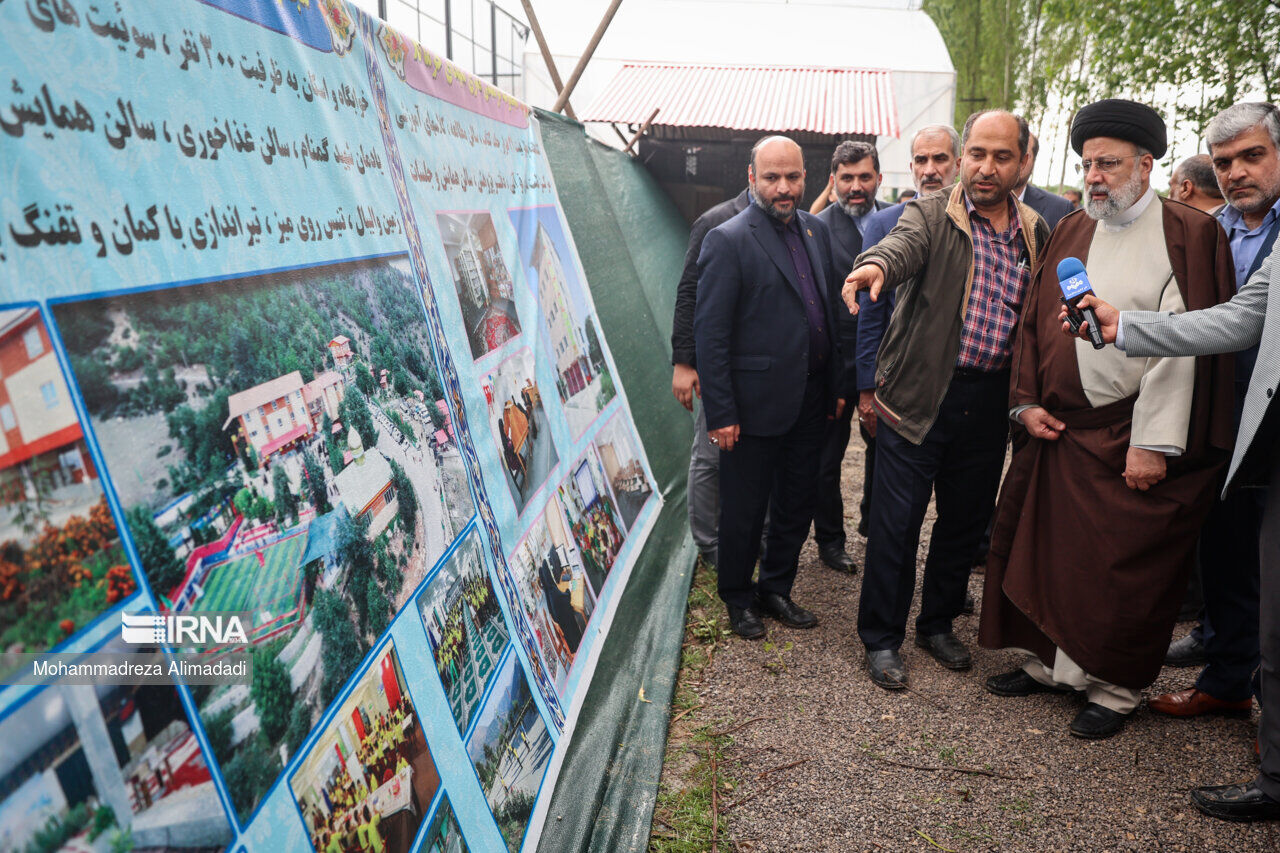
[843,110,1050,689]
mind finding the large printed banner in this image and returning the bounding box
[0,2,659,851]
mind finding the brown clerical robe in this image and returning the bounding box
[979,198,1236,690]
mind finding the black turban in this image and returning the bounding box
[1070,99,1167,158]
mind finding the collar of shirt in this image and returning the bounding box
[1099,185,1156,232]
[1217,194,1280,238]
[964,193,1023,241]
[836,202,872,236]
[1015,185,1027,202]
[769,213,801,236]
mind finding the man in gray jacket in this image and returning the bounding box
[1069,245,1280,822]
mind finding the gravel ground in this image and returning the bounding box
[685,439,1280,852]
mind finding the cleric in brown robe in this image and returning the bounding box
[978,99,1237,739]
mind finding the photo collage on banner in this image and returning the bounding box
[0,0,660,851]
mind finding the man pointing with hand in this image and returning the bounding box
[842,110,1049,689]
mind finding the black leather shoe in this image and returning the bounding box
[726,605,766,640]
[914,631,972,670]
[960,593,976,615]
[754,592,818,629]
[1192,782,1280,822]
[818,543,857,574]
[985,668,1072,697]
[1165,633,1207,667]
[1069,702,1130,739]
[866,649,907,690]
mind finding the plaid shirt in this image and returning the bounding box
[956,196,1031,371]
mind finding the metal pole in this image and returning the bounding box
[520,0,576,120]
[377,0,387,20]
[623,107,659,154]
[551,0,624,115]
[491,1,498,85]
[445,0,453,60]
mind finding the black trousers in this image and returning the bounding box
[857,369,1008,651]
[858,422,875,529]
[813,401,873,547]
[717,375,827,610]
[1192,487,1265,702]
[1256,456,1280,800]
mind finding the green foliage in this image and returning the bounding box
[204,706,235,759]
[25,803,91,853]
[166,388,237,489]
[494,789,537,852]
[366,574,390,639]
[125,505,184,594]
[285,701,313,757]
[250,646,293,744]
[69,354,119,413]
[251,496,275,524]
[233,487,255,517]
[340,387,378,453]
[389,459,417,545]
[585,318,606,370]
[300,448,330,515]
[223,734,282,822]
[925,1,1280,169]
[272,464,299,527]
[387,409,414,444]
[314,588,367,704]
[88,805,117,841]
[108,827,134,853]
[336,511,375,630]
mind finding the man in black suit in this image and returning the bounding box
[811,141,887,572]
[1015,133,1073,230]
[694,135,842,638]
[671,188,751,568]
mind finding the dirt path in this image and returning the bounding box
[656,440,1279,852]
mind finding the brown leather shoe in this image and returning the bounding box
[1148,687,1252,718]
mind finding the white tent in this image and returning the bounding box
[519,0,956,191]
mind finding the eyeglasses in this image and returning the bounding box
[1075,154,1141,175]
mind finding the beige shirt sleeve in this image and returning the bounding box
[1130,276,1194,453]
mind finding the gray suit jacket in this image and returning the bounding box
[1123,248,1278,494]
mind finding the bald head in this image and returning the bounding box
[750,135,802,170]
[749,136,806,221]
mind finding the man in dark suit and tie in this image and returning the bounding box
[812,141,888,572]
[1014,133,1074,231]
[694,135,842,638]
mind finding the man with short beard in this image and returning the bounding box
[1150,102,1280,732]
[842,111,1050,689]
[977,99,1236,739]
[694,136,842,639]
[853,125,961,537]
[811,140,888,572]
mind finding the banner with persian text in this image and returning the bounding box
[0,2,659,852]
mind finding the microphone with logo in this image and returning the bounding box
[1057,257,1105,350]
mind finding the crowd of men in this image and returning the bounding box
[670,98,1280,822]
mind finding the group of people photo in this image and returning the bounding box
[674,97,1280,823]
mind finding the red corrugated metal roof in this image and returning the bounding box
[582,64,900,137]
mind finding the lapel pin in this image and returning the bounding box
[806,229,813,237]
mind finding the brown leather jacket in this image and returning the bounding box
[854,183,1049,444]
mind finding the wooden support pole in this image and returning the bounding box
[623,108,660,154]
[519,0,577,121]
[552,0,624,115]
[611,123,631,147]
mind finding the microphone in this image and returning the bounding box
[1056,257,1105,349]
